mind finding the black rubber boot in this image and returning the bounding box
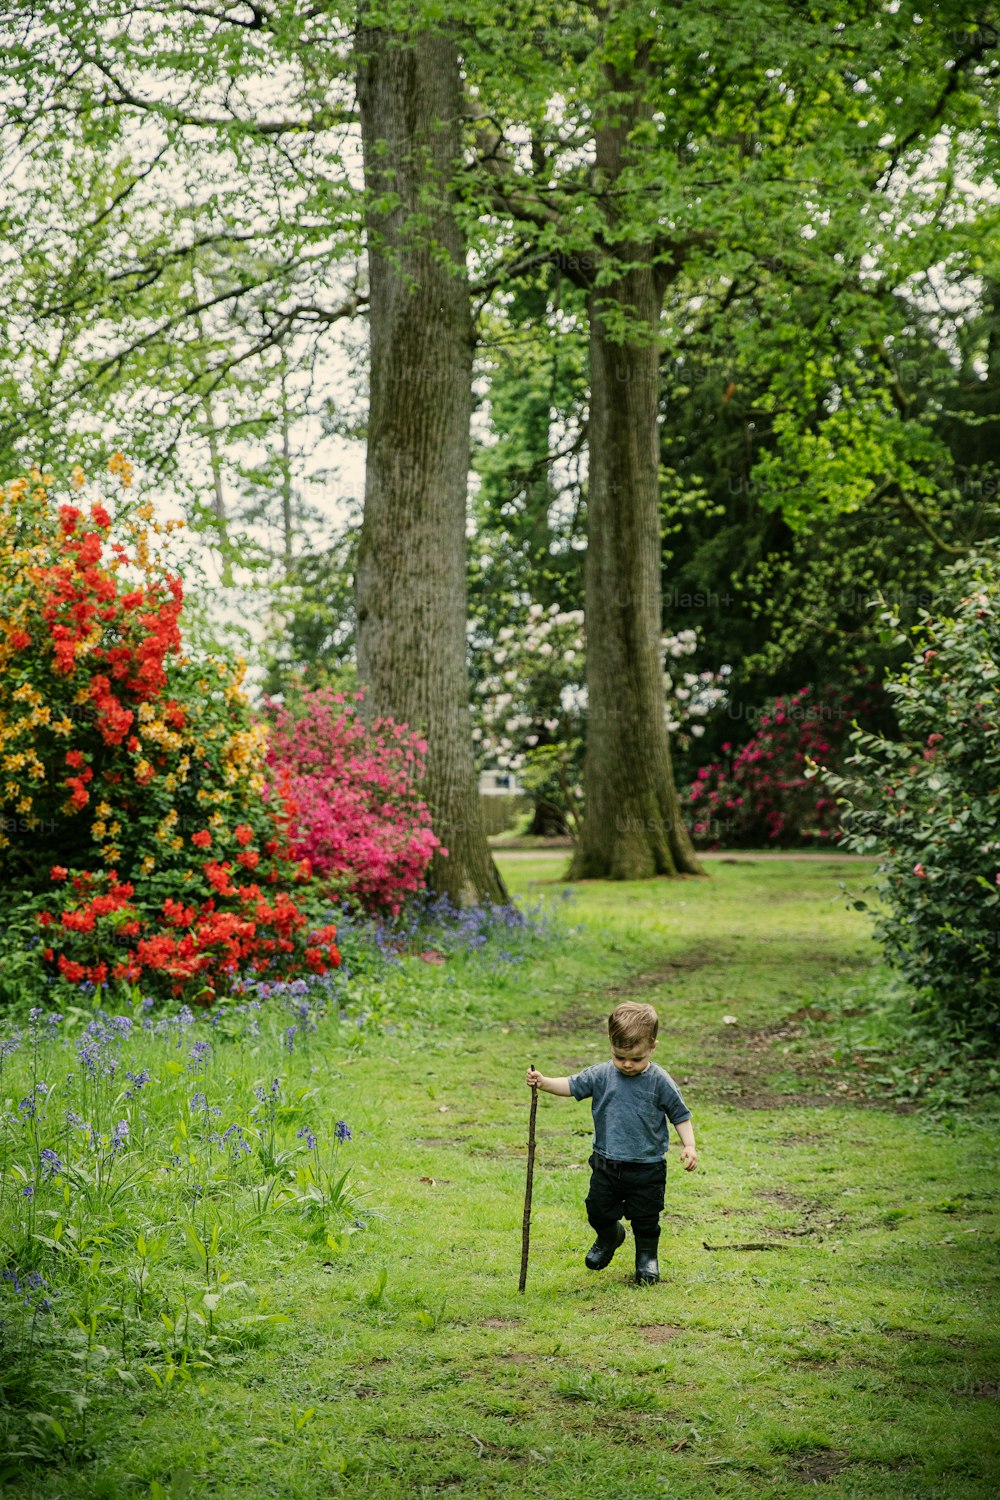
[634,1237,660,1285]
[585,1221,626,1271]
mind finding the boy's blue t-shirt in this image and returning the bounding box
[568,1060,691,1163]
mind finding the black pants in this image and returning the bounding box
[585,1152,666,1244]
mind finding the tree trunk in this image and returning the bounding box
[570,61,703,880]
[355,22,508,905]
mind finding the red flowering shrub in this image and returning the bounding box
[264,687,441,914]
[687,685,873,847]
[0,462,340,1000]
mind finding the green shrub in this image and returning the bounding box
[824,551,1000,1040]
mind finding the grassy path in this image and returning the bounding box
[7,859,999,1498]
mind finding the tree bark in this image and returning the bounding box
[569,53,703,880]
[355,21,508,904]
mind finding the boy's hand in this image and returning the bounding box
[679,1144,698,1171]
[526,1066,541,1088]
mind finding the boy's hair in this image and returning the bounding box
[608,1001,658,1050]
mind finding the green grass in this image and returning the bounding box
[1,858,998,1498]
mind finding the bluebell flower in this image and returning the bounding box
[221,1123,252,1159]
[335,1120,352,1143]
[39,1148,63,1179]
[21,1183,34,1200]
[0,1031,23,1062]
[110,1119,129,1156]
[18,1082,49,1119]
[124,1068,150,1099]
[283,1025,298,1054]
[76,1039,102,1080]
[296,1125,317,1151]
[188,1039,211,1073]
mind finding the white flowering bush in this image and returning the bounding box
[661,629,730,750]
[473,609,727,829]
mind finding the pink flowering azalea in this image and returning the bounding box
[685,683,880,848]
[263,688,441,913]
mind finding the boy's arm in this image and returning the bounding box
[675,1117,697,1170]
[526,1066,572,1097]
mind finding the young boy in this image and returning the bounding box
[526,1001,696,1286]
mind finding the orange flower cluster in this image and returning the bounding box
[1,463,340,1000]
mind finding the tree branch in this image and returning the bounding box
[875,479,968,556]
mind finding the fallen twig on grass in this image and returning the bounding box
[703,1227,818,1251]
[703,1240,791,1251]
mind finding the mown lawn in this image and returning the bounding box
[2,857,998,1498]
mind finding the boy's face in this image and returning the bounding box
[610,1038,657,1076]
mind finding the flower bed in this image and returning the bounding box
[0,464,339,1004]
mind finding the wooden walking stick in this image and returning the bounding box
[518,1066,539,1293]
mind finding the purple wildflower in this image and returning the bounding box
[296,1125,317,1151]
[124,1067,151,1099]
[188,1039,211,1073]
[221,1123,252,1160]
[0,1031,23,1063]
[39,1148,63,1179]
[18,1082,50,1119]
[335,1120,352,1143]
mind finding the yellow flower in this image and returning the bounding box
[91,821,107,840]
[108,452,134,488]
[140,855,156,875]
[138,703,155,724]
[16,796,32,814]
[71,466,86,489]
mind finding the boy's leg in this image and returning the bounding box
[622,1161,666,1285]
[584,1154,627,1270]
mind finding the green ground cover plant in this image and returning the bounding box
[1,858,998,1498]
